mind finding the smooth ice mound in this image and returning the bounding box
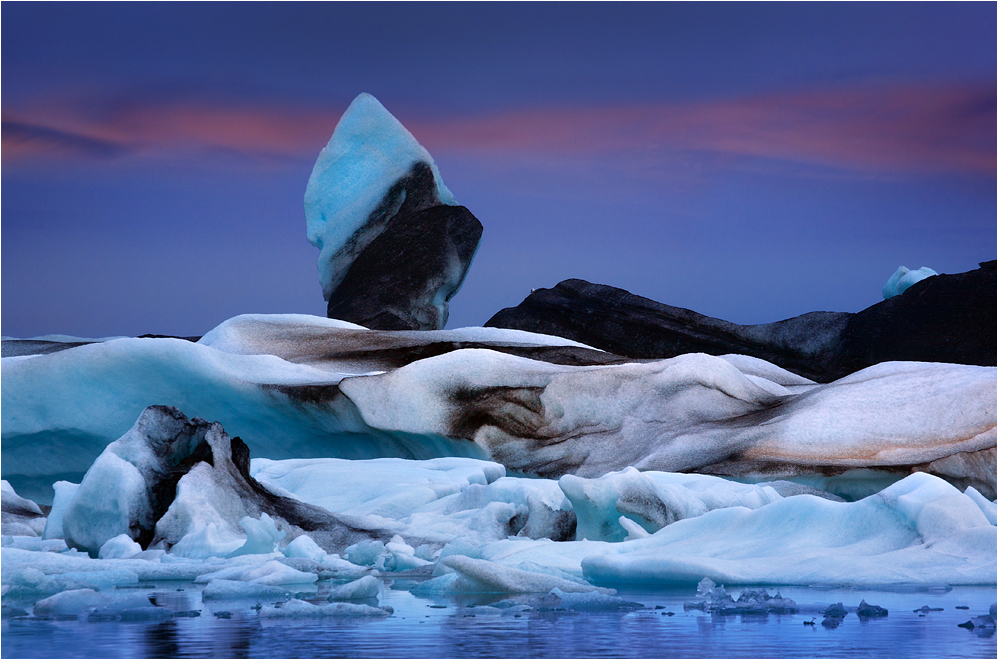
[305,93,457,301]
[883,265,937,299]
[581,472,996,586]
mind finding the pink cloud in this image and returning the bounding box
[3,83,994,177]
[411,84,996,177]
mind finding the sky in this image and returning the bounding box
[2,2,995,338]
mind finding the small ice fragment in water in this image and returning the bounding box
[856,600,888,618]
[824,602,847,618]
[685,577,796,614]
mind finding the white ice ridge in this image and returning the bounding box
[305,93,458,300]
[199,313,601,360]
[3,317,995,493]
[883,265,937,299]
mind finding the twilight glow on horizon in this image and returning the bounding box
[2,2,995,338]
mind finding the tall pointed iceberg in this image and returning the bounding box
[305,93,482,330]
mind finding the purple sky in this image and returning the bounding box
[2,2,995,338]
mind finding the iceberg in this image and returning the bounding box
[883,265,938,299]
[305,93,458,301]
[305,94,482,330]
[327,575,380,601]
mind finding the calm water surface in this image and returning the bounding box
[3,581,996,658]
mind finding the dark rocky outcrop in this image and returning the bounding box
[823,261,997,379]
[326,174,483,330]
[485,261,996,382]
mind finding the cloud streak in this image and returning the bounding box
[3,83,994,178]
[415,83,996,177]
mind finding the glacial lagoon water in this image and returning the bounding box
[3,581,995,659]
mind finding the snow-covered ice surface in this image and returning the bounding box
[304,93,458,301]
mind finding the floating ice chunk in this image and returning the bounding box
[61,452,148,554]
[959,614,997,631]
[259,598,392,618]
[883,265,937,299]
[305,93,457,301]
[200,314,369,354]
[581,472,997,586]
[98,534,142,559]
[167,520,246,559]
[429,555,606,594]
[531,588,643,612]
[327,575,380,601]
[384,535,432,571]
[344,540,387,567]
[824,602,848,618]
[33,589,107,617]
[408,475,576,543]
[42,481,80,540]
[1,546,210,584]
[283,535,327,562]
[559,468,781,542]
[200,314,598,360]
[88,605,173,622]
[2,567,83,601]
[31,587,154,618]
[696,577,727,600]
[201,578,291,601]
[253,456,505,520]
[227,514,286,557]
[195,559,317,586]
[684,581,797,615]
[319,554,372,576]
[856,599,888,618]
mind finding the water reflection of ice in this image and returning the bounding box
[2,582,996,658]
